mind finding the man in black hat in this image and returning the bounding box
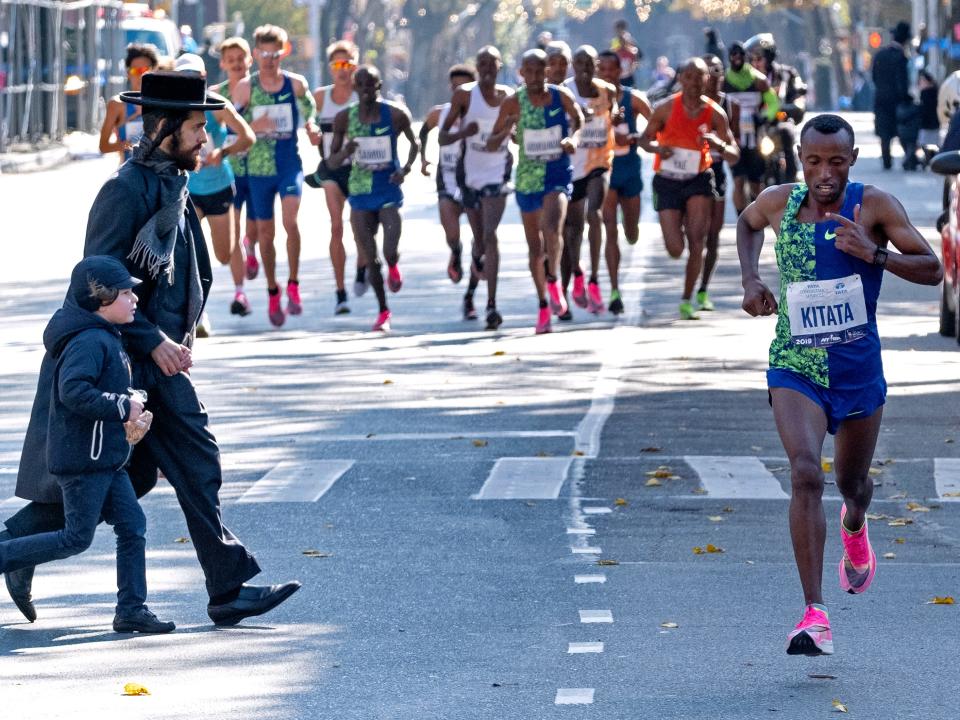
[872,21,912,170]
[2,71,300,627]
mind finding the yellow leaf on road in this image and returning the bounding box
[693,544,724,555]
[821,457,833,473]
[645,478,662,487]
[472,439,488,447]
[660,621,679,629]
[614,498,628,506]
[906,502,930,513]
[867,467,882,477]
[122,683,150,696]
[572,450,585,456]
[691,487,708,494]
[832,699,848,713]
[888,518,913,527]
[928,596,955,605]
[943,491,960,498]
[492,350,506,356]
[646,467,676,479]
[894,537,906,544]
[887,492,907,500]
[382,379,393,385]
[865,513,888,521]
[705,544,723,553]
[173,537,190,544]
[596,559,619,566]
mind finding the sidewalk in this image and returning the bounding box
[0,132,101,174]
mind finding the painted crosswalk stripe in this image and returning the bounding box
[237,460,354,503]
[574,574,606,584]
[579,609,613,623]
[473,457,573,500]
[571,546,602,554]
[582,506,612,515]
[568,642,604,654]
[685,455,789,499]
[566,527,596,535]
[935,458,960,501]
[555,688,595,705]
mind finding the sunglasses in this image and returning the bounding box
[256,49,283,60]
[330,60,356,71]
[128,66,151,77]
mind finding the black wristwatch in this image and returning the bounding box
[873,246,889,268]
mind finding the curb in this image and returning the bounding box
[0,145,71,174]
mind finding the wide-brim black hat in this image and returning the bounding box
[891,21,912,43]
[120,71,225,111]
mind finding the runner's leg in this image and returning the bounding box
[324,183,348,293]
[521,210,548,302]
[380,206,402,269]
[482,195,507,307]
[542,191,567,280]
[585,174,607,282]
[833,410,883,535]
[680,195,712,301]
[351,209,386,312]
[603,189,621,292]
[280,195,302,283]
[701,196,724,292]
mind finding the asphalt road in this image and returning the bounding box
[0,113,958,719]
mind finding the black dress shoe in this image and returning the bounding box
[207,581,301,627]
[0,530,37,623]
[113,606,176,634]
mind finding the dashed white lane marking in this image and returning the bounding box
[579,609,613,623]
[566,527,596,535]
[574,574,606,584]
[237,460,354,503]
[314,430,575,442]
[685,455,790,499]
[571,546,602,554]
[555,688,595,705]
[582,506,612,514]
[568,642,604,654]
[474,457,573,500]
[935,458,960,501]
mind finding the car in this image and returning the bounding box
[121,7,181,63]
[931,149,960,343]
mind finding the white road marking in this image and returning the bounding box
[567,642,604,654]
[0,496,28,513]
[935,458,960,501]
[685,455,789,499]
[579,609,613,623]
[555,688,595,705]
[582,506,612,514]
[574,574,606,584]
[571,546,602,554]
[473,457,573,500]
[566,527,596,535]
[315,430,574,442]
[237,460,354,503]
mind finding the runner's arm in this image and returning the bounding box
[559,88,584,154]
[392,105,419,184]
[737,187,786,316]
[419,106,440,174]
[638,101,670,156]
[439,89,473,145]
[486,96,518,150]
[98,99,125,155]
[217,104,255,159]
[709,106,739,165]
[326,109,355,170]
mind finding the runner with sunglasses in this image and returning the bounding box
[99,44,159,163]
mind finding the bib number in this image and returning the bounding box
[469,119,501,153]
[659,147,700,180]
[252,104,294,136]
[579,117,609,148]
[787,274,869,348]
[354,135,393,170]
[523,125,563,162]
[439,143,461,169]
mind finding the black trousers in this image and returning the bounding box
[6,365,261,598]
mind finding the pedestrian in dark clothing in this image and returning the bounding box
[2,72,300,627]
[918,70,941,148]
[0,256,175,633]
[872,21,912,170]
[896,92,922,170]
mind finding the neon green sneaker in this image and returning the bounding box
[696,290,715,311]
[679,301,699,320]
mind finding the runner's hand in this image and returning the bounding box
[462,122,479,137]
[203,148,223,167]
[657,145,675,159]
[828,205,874,262]
[741,279,778,316]
[306,125,322,146]
[420,160,432,177]
[390,167,410,185]
[150,339,189,376]
[700,131,724,150]
[561,137,577,155]
[250,115,275,135]
[343,139,358,155]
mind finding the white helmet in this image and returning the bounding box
[938,70,960,126]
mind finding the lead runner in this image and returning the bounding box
[736,114,942,655]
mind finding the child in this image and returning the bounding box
[0,256,174,634]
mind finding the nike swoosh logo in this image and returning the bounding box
[374,127,390,135]
[824,230,836,240]
[548,108,562,117]
[278,93,291,101]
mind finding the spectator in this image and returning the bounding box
[918,70,940,149]
[704,27,724,63]
[612,20,640,87]
[871,21,911,170]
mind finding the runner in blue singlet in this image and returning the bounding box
[99,44,158,163]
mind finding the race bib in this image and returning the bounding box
[439,143,461,169]
[125,118,143,146]
[659,147,700,180]
[613,122,631,157]
[580,117,609,148]
[252,103,294,136]
[354,135,393,170]
[787,274,869,348]
[469,119,501,153]
[523,124,563,161]
[728,91,759,145]
[322,133,335,158]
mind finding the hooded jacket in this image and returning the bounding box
[44,301,135,476]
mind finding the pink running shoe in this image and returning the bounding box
[839,504,877,594]
[587,281,605,314]
[547,281,568,316]
[387,264,403,293]
[572,274,588,308]
[535,306,552,334]
[786,605,834,656]
[373,309,392,331]
[286,281,302,315]
[268,291,285,327]
[230,291,252,317]
[243,236,259,280]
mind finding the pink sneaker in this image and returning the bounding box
[839,504,877,594]
[547,281,568,316]
[387,264,403,293]
[572,274,588,308]
[587,281,605,314]
[535,306,552,334]
[268,291,285,327]
[786,605,834,656]
[230,291,251,317]
[286,281,302,315]
[243,236,259,280]
[373,309,392,331]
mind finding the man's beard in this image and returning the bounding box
[170,132,201,171]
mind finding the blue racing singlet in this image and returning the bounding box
[118,103,143,161]
[188,110,235,196]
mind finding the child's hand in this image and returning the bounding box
[128,398,144,423]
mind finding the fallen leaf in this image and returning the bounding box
[888,518,913,527]
[691,487,708,495]
[122,683,150,696]
[943,491,960,498]
[596,559,619,566]
[572,450,585,457]
[646,467,676,479]
[868,468,883,477]
[906,502,930,513]
[660,621,679,629]
[492,350,506,356]
[927,596,955,605]
[693,544,724,555]
[832,699,848,713]
[821,457,834,473]
[722,506,735,513]
[883,552,896,560]
[887,491,907,500]
[894,537,906,544]
[693,546,704,555]
[705,543,724,553]
[302,550,333,558]
[865,513,888,521]
[640,446,661,453]
[173,537,190,544]
[750,445,762,452]
[645,478,662,487]
[614,498,628,506]
[472,439,488,447]
[745,560,755,565]
[946,438,955,444]
[877,458,895,466]
[809,674,837,680]
[382,379,393,385]
[707,515,724,522]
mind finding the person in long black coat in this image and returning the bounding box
[3,72,300,627]
[872,21,912,170]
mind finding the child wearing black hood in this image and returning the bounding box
[0,256,175,634]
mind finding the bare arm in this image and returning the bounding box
[737,186,792,316]
[419,106,441,174]
[439,89,474,145]
[486,96,518,151]
[98,99,126,155]
[326,109,355,169]
[206,104,254,166]
[704,104,739,165]
[558,87,583,154]
[390,104,419,185]
[638,99,671,157]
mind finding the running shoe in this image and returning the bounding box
[373,309,391,331]
[839,504,877,595]
[354,266,369,297]
[335,290,350,315]
[448,252,464,284]
[572,274,588,308]
[547,281,568,316]
[463,295,478,320]
[485,307,503,330]
[587,281,605,314]
[243,236,259,280]
[696,289,715,311]
[387,264,403,293]
[679,301,699,320]
[558,308,574,322]
[286,281,302,316]
[608,290,625,315]
[268,291,285,327]
[196,311,211,338]
[786,605,834,656]
[535,306,552,334]
[230,291,252,317]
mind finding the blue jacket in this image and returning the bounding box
[44,302,135,476]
